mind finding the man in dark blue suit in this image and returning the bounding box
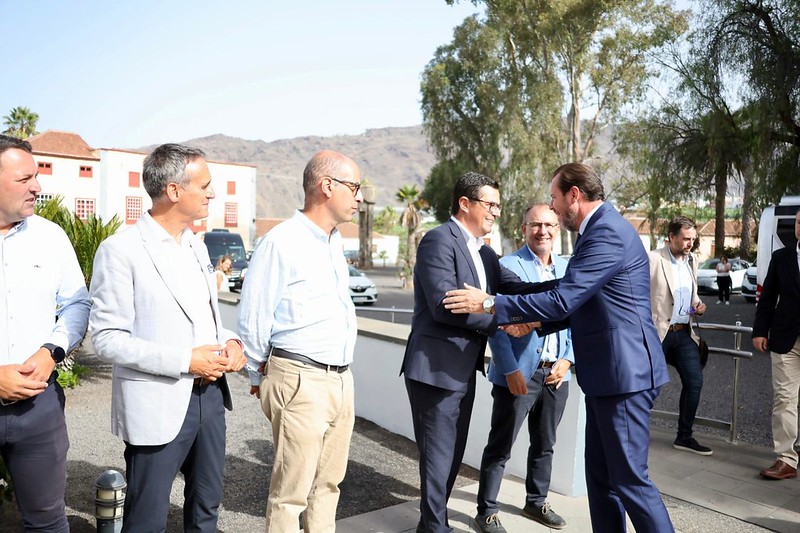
[401,172,535,533]
[445,163,674,533]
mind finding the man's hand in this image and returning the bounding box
[753,337,769,353]
[189,344,228,381]
[500,323,540,338]
[693,301,707,316]
[505,370,528,396]
[0,363,49,401]
[443,284,490,314]
[22,347,57,383]
[222,340,246,373]
[545,359,572,389]
[250,362,266,399]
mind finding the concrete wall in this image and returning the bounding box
[217,299,587,497]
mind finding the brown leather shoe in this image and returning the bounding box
[760,460,797,480]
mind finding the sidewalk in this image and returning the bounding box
[337,427,800,532]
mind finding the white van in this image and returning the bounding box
[755,195,800,299]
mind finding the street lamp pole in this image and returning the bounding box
[358,183,375,269]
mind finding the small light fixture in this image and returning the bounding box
[95,469,126,532]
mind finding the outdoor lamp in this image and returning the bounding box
[95,469,126,532]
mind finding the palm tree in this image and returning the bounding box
[3,106,40,139]
[396,185,425,290]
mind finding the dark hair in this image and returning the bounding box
[0,134,33,169]
[450,172,500,215]
[142,143,206,200]
[551,162,605,201]
[667,216,696,237]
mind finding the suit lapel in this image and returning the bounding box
[517,247,540,282]
[188,237,222,333]
[447,220,480,288]
[659,246,676,297]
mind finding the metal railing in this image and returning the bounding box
[354,306,413,323]
[651,320,753,443]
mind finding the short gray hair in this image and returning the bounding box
[302,151,350,194]
[143,143,206,200]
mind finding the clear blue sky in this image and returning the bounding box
[2,0,481,148]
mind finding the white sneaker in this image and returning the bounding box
[725,301,730,305]
[716,300,721,304]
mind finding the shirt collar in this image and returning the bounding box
[578,202,603,236]
[526,245,554,270]
[142,211,193,245]
[294,209,340,243]
[1,217,28,238]
[450,216,483,249]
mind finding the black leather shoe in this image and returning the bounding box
[522,502,567,529]
[472,513,507,532]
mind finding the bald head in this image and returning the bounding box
[303,150,359,195]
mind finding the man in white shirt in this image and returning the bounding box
[90,144,246,532]
[648,216,710,456]
[0,134,90,531]
[238,150,362,532]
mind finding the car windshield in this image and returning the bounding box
[206,243,247,263]
[348,266,362,276]
[699,259,719,270]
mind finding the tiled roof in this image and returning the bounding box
[697,219,748,237]
[623,215,668,236]
[27,130,100,160]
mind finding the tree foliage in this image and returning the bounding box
[3,106,39,139]
[423,0,688,242]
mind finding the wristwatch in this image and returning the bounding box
[42,343,66,364]
[482,296,495,314]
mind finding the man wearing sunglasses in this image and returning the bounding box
[648,216,710,456]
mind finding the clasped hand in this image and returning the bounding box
[189,340,246,381]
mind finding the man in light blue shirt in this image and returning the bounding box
[475,203,573,532]
[0,134,90,531]
[238,150,361,532]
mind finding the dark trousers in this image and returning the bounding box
[585,387,674,533]
[717,276,732,302]
[477,368,569,515]
[122,381,226,533]
[0,379,69,532]
[405,376,476,533]
[662,329,703,441]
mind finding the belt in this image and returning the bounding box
[538,360,554,369]
[193,377,213,387]
[271,347,349,374]
[0,371,58,407]
[668,323,688,332]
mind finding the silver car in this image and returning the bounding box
[741,260,757,303]
[349,265,378,305]
[696,257,751,295]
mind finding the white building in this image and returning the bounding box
[28,130,257,243]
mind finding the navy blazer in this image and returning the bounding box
[752,245,800,354]
[494,203,669,397]
[401,219,532,392]
[487,247,574,386]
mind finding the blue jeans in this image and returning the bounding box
[662,328,704,441]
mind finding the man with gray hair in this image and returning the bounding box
[0,133,90,531]
[90,143,246,532]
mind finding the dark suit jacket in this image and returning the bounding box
[494,202,669,397]
[400,219,532,392]
[752,245,800,354]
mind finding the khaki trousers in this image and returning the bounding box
[261,356,355,533]
[770,337,800,468]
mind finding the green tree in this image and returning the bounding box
[424,0,689,246]
[3,106,39,139]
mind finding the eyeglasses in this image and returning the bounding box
[328,177,361,197]
[469,198,502,214]
[523,221,559,230]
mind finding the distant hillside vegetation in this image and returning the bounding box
[175,126,437,218]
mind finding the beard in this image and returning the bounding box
[560,210,579,232]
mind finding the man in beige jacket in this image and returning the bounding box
[649,216,710,455]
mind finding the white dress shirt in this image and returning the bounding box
[0,215,90,365]
[530,249,559,362]
[450,216,487,291]
[238,210,357,385]
[668,251,694,326]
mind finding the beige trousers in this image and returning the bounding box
[261,356,355,533]
[770,337,800,468]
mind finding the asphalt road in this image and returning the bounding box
[356,266,772,448]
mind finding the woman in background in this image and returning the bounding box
[215,255,233,292]
[716,255,732,305]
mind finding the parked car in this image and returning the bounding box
[741,260,758,303]
[348,265,377,305]
[696,257,751,295]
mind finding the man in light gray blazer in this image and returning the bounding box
[90,144,246,532]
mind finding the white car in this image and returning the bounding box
[696,257,751,295]
[349,266,378,305]
[741,261,758,303]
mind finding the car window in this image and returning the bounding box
[699,259,719,270]
[348,266,361,276]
